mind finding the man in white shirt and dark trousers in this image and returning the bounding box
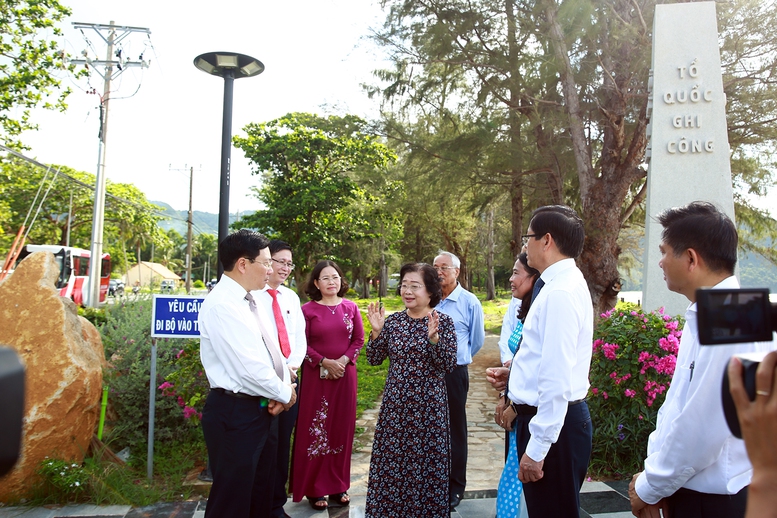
[199,230,297,518]
[629,201,772,518]
[434,251,486,511]
[256,240,307,518]
[488,205,593,517]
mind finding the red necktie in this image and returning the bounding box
[267,289,292,358]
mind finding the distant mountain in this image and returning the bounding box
[152,201,246,236]
[620,247,777,292]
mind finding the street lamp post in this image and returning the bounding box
[193,52,264,278]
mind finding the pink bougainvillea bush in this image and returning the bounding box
[588,302,684,478]
[161,339,209,424]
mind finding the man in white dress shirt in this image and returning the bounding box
[199,229,297,518]
[629,201,772,518]
[256,240,307,518]
[488,205,593,517]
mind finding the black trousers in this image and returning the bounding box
[515,401,592,518]
[667,486,748,518]
[202,389,279,518]
[445,364,469,497]
[271,380,300,517]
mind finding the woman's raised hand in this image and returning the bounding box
[367,302,385,339]
[428,310,440,344]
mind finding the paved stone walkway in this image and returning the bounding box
[0,335,634,517]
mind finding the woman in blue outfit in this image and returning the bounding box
[495,253,539,518]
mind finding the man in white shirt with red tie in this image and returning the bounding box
[199,229,297,518]
[253,239,307,518]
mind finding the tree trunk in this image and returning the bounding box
[485,207,496,300]
[542,0,649,314]
[379,253,388,298]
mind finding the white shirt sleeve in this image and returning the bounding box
[635,339,766,503]
[287,295,307,368]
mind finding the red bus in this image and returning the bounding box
[17,245,111,305]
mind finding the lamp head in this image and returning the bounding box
[193,52,264,79]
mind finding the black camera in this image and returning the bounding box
[0,346,25,477]
[696,288,777,438]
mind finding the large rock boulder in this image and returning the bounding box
[0,252,104,502]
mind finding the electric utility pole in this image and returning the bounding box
[72,21,150,307]
[170,164,197,294]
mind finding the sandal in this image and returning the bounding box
[330,491,350,506]
[307,496,328,510]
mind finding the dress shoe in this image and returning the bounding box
[449,493,463,510]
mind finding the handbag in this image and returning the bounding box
[495,394,518,431]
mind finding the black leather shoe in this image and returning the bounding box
[449,493,463,510]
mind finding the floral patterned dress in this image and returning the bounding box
[291,299,364,500]
[365,310,458,518]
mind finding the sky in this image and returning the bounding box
[20,0,388,215]
[17,0,777,220]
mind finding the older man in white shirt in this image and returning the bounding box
[629,201,773,518]
[199,229,296,518]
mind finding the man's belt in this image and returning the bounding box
[514,398,586,416]
[211,387,269,406]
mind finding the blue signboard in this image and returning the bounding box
[151,294,206,338]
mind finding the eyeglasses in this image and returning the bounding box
[246,257,273,268]
[271,258,295,270]
[433,266,457,272]
[400,284,425,293]
[318,275,340,283]
[521,233,540,248]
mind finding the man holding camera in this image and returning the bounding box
[629,201,772,518]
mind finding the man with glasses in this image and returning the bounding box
[252,240,307,518]
[487,205,593,518]
[433,251,485,510]
[199,229,297,518]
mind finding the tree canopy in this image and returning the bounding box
[0,0,80,146]
[233,112,400,291]
[369,0,777,312]
[0,155,168,275]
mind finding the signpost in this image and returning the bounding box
[147,294,205,479]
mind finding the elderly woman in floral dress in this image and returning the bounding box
[365,262,458,517]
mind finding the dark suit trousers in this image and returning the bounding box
[515,401,593,518]
[202,389,279,518]
[667,486,747,518]
[271,380,300,516]
[445,364,469,497]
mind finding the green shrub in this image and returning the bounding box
[36,458,89,502]
[160,339,209,423]
[587,302,684,479]
[100,300,199,453]
[193,280,205,289]
[79,306,107,327]
[32,445,204,506]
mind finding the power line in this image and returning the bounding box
[0,144,191,225]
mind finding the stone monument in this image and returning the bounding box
[0,252,104,502]
[642,1,736,316]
